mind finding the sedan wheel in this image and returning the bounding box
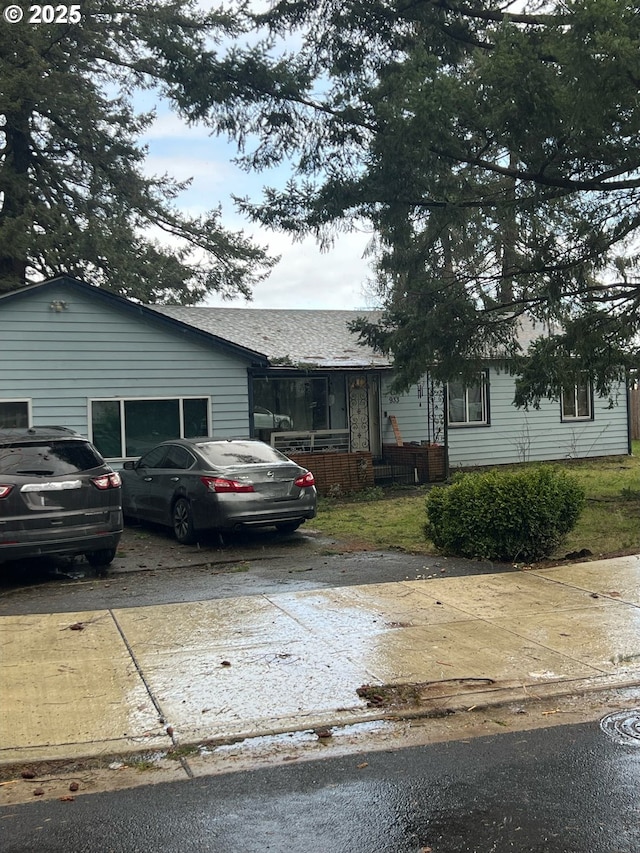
[276,521,302,534]
[173,497,197,545]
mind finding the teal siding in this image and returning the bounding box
[447,368,629,467]
[380,375,440,444]
[0,283,254,453]
[380,369,629,465]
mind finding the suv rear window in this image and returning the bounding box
[0,440,104,475]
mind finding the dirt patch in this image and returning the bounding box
[357,678,497,709]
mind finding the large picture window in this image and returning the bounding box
[561,381,592,421]
[252,377,329,435]
[90,397,210,458]
[0,400,30,428]
[447,374,489,426]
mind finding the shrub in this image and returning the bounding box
[424,466,585,562]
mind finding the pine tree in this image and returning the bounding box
[203,0,640,400]
[0,0,276,302]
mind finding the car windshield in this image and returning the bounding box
[0,441,104,475]
[195,440,290,467]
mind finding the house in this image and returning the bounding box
[0,276,631,493]
[153,306,631,471]
[0,276,268,460]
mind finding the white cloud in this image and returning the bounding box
[138,74,377,310]
[144,113,214,140]
[206,230,377,309]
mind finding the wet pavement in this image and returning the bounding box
[4,721,639,853]
[0,525,505,615]
[2,552,640,782]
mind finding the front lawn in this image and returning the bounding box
[312,444,640,562]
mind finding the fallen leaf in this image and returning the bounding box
[69,782,79,792]
[357,762,369,769]
[21,770,36,779]
[59,796,75,802]
[33,788,45,796]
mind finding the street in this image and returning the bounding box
[3,523,640,852]
[3,721,640,852]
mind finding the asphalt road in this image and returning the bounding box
[0,523,504,615]
[3,721,640,852]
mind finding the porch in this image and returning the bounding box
[270,429,447,495]
[255,370,447,495]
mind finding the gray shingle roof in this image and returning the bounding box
[148,306,555,370]
[150,307,391,369]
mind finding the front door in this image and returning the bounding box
[348,374,381,453]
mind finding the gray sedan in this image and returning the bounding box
[120,438,317,544]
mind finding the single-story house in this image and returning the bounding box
[0,276,631,491]
[151,304,631,471]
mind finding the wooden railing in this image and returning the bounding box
[271,429,350,454]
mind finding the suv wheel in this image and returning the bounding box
[173,498,196,545]
[85,548,117,568]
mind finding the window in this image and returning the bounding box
[196,439,289,467]
[447,374,489,426]
[0,400,30,428]
[561,381,592,421]
[0,440,103,475]
[162,445,196,470]
[90,397,210,459]
[252,377,329,434]
[137,445,169,469]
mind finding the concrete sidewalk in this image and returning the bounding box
[2,555,640,769]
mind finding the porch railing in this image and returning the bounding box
[271,429,350,454]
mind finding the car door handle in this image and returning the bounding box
[170,477,180,482]
[143,476,153,482]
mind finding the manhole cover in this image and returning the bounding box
[600,709,640,746]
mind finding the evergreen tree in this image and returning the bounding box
[0,0,277,302]
[204,0,640,401]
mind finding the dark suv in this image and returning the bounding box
[0,427,123,569]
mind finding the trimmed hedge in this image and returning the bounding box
[424,466,585,562]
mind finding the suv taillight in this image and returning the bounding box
[294,471,315,488]
[91,472,122,490]
[201,476,255,493]
[0,485,13,498]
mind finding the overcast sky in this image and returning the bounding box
[142,109,376,311]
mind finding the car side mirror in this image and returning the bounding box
[122,460,136,470]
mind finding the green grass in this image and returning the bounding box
[312,443,640,562]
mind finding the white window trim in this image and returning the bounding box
[88,395,212,459]
[561,382,593,421]
[0,398,32,427]
[447,374,489,427]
